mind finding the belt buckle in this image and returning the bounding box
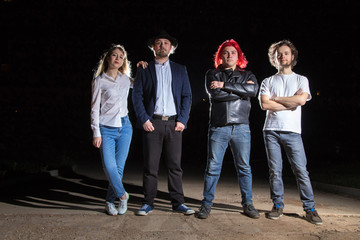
[161,116,169,121]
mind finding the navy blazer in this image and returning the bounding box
[132,60,192,129]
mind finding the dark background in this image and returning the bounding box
[1,0,359,184]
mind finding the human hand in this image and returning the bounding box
[246,80,255,84]
[143,120,154,132]
[137,61,148,69]
[93,137,102,148]
[210,81,224,89]
[175,122,185,132]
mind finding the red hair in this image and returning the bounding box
[214,39,248,69]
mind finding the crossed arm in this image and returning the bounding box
[207,70,258,101]
[259,89,308,111]
[210,80,255,89]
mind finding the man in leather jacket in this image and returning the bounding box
[197,39,260,219]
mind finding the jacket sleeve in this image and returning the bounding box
[222,71,259,98]
[205,69,241,102]
[176,66,192,127]
[132,67,151,126]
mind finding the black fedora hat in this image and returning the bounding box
[147,30,178,49]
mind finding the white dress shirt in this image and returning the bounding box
[154,60,177,116]
[91,72,132,137]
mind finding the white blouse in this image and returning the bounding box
[91,72,132,137]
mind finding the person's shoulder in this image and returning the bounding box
[292,72,309,81]
[121,73,131,81]
[241,69,252,73]
[238,69,255,77]
[205,68,219,78]
[142,60,155,68]
[169,60,187,69]
[263,74,276,80]
[261,74,277,84]
[93,73,105,83]
[136,61,154,74]
[206,68,217,74]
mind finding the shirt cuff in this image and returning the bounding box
[93,129,101,138]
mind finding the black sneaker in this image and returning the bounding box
[305,209,323,225]
[197,204,211,219]
[243,204,260,219]
[267,205,283,220]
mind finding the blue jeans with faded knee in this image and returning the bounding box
[264,130,315,211]
[202,124,253,207]
[100,115,132,203]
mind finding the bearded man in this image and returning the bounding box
[132,30,193,216]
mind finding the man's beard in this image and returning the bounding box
[281,63,292,68]
[278,60,292,69]
[156,50,169,58]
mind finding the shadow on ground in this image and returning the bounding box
[0,169,254,215]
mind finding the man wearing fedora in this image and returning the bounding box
[132,30,194,216]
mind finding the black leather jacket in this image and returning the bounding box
[205,67,259,127]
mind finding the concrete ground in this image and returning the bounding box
[1,158,360,239]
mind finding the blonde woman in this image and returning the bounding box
[91,44,133,215]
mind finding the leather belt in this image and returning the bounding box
[153,115,177,121]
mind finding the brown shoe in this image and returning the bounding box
[305,209,323,225]
[267,205,283,220]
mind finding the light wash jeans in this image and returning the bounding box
[202,124,253,206]
[100,115,132,203]
[263,130,315,211]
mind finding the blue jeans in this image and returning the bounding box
[202,124,253,206]
[100,115,132,203]
[263,130,315,211]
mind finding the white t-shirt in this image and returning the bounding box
[258,72,311,134]
[91,72,132,137]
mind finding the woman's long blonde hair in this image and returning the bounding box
[93,44,132,78]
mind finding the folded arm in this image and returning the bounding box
[205,72,240,101]
[273,89,308,109]
[259,89,308,111]
[222,72,259,98]
[222,80,258,98]
[206,71,258,101]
